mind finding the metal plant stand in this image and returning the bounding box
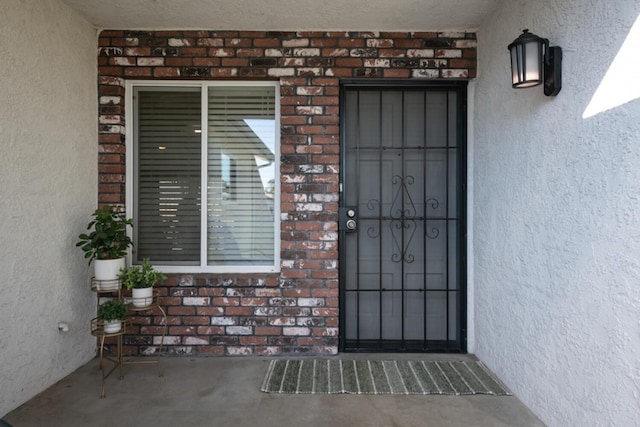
[122,291,167,378]
[91,279,167,398]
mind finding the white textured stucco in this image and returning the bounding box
[61,0,500,31]
[0,0,98,416]
[474,0,640,425]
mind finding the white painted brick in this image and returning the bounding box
[100,125,124,134]
[111,57,134,66]
[296,203,323,212]
[269,317,296,326]
[185,336,209,345]
[178,275,194,287]
[210,48,232,57]
[297,87,323,96]
[137,57,164,66]
[283,39,309,47]
[227,346,254,355]
[99,76,124,86]
[282,58,305,66]
[268,68,295,77]
[325,48,349,57]
[211,316,237,325]
[412,69,440,78]
[183,297,209,306]
[226,326,253,335]
[324,328,339,336]
[283,175,307,183]
[454,39,478,48]
[170,346,195,356]
[283,327,310,336]
[257,346,282,356]
[99,96,120,105]
[142,346,159,356]
[312,193,339,202]
[298,298,325,307]
[168,38,192,47]
[155,336,180,345]
[99,115,120,124]
[442,69,469,78]
[365,59,390,67]
[265,48,286,57]
[407,49,435,58]
[296,106,323,115]
[281,260,295,268]
[419,59,448,68]
[438,31,467,38]
[298,165,324,173]
[254,307,281,316]
[294,48,320,57]
[318,231,338,241]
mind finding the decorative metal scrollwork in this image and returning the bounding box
[425,198,441,239]
[388,175,417,263]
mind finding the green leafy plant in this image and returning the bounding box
[76,205,133,263]
[118,258,167,289]
[97,300,127,321]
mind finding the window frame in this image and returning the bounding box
[125,80,281,274]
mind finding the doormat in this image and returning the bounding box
[261,359,511,395]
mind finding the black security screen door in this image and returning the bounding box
[339,82,466,352]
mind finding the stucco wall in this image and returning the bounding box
[474,0,640,425]
[0,0,97,416]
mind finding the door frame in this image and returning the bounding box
[338,79,468,353]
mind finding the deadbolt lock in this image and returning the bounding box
[339,207,358,232]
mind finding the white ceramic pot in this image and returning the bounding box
[132,287,153,307]
[103,320,122,334]
[94,258,126,282]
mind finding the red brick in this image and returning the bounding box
[193,57,221,66]
[338,39,365,47]
[168,306,195,315]
[154,67,180,77]
[197,346,225,355]
[225,306,253,316]
[96,29,477,356]
[166,57,194,66]
[256,326,281,335]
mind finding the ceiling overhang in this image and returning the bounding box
[62,0,499,31]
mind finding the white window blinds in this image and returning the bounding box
[132,83,278,271]
[207,86,276,266]
[135,88,202,265]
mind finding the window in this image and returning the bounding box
[126,81,280,273]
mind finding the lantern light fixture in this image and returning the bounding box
[508,29,562,96]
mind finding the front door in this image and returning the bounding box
[340,82,466,352]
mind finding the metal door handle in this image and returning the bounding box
[346,219,357,230]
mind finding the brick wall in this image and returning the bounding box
[97,30,476,356]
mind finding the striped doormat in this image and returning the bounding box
[260,359,511,395]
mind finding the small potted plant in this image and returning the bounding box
[119,258,166,308]
[97,300,127,334]
[76,205,133,287]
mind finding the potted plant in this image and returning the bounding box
[97,299,127,334]
[76,205,133,287]
[119,258,166,308]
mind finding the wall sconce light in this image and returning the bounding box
[508,29,562,96]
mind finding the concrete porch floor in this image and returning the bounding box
[4,354,545,427]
